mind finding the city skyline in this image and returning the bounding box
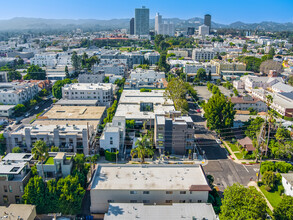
[0,0,292,24]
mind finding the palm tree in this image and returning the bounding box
[265,95,275,156]
[131,135,154,163]
[31,140,49,180]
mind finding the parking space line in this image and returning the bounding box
[243,165,249,173]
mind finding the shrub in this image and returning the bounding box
[278,185,284,196]
[257,181,263,187]
[260,161,276,174]
[264,185,272,192]
[140,88,152,92]
[275,161,293,173]
[105,150,119,162]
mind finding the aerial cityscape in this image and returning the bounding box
[0,1,293,219]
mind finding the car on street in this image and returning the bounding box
[35,106,39,110]
[216,139,222,144]
[25,113,30,117]
[196,109,201,113]
[15,120,21,125]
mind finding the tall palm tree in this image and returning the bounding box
[265,95,275,156]
[31,140,49,180]
[131,135,154,163]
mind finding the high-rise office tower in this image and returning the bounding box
[134,6,149,36]
[204,14,211,33]
[187,27,195,36]
[130,18,134,35]
[155,13,162,34]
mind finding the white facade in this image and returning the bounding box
[281,174,293,197]
[31,53,57,67]
[198,25,209,36]
[0,82,39,105]
[155,13,162,35]
[94,64,125,76]
[78,70,105,83]
[90,165,211,213]
[62,83,113,107]
[100,116,125,151]
[185,63,216,74]
[192,49,215,61]
[159,22,175,36]
[144,52,160,65]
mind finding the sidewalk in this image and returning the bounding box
[222,141,258,165]
[247,181,274,212]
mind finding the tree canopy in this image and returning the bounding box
[52,78,73,99]
[24,65,46,80]
[220,183,268,220]
[203,92,235,133]
[273,196,293,220]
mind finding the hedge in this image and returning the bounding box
[105,150,119,162]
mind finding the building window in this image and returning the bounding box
[166,191,173,194]
[198,200,202,203]
[19,186,23,193]
[9,185,12,193]
[107,200,114,203]
[165,200,172,203]
[179,200,186,203]
[130,191,137,194]
[3,196,8,204]
[130,200,137,203]
[15,196,20,204]
[143,200,150,203]
[3,185,7,193]
[180,191,186,194]
[143,191,149,194]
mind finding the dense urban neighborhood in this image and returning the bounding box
[0,4,293,220]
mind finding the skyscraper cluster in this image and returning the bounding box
[155,13,175,36]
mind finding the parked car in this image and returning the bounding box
[216,139,222,144]
[15,120,21,125]
[196,109,201,113]
[35,106,39,110]
[25,113,30,117]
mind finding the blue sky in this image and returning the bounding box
[1,0,292,24]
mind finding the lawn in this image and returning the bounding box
[45,157,54,165]
[234,152,244,160]
[260,185,283,208]
[227,141,240,152]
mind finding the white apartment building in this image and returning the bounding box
[192,49,215,61]
[90,164,211,213]
[184,63,216,75]
[198,25,209,36]
[30,53,58,67]
[271,82,293,93]
[144,52,160,65]
[281,173,293,197]
[78,70,105,83]
[6,124,95,155]
[0,82,39,105]
[230,96,267,112]
[100,116,125,152]
[159,22,175,36]
[94,64,125,76]
[62,83,113,107]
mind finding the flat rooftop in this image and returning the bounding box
[33,119,99,127]
[91,164,210,191]
[115,90,175,120]
[0,105,16,110]
[2,153,33,162]
[56,99,99,106]
[0,161,27,175]
[41,105,106,120]
[63,83,112,90]
[105,203,217,220]
[0,204,36,220]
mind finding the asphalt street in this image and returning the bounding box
[188,100,260,193]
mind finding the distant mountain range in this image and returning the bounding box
[0,17,292,32]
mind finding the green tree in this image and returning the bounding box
[65,65,69,78]
[207,70,212,81]
[262,171,276,189]
[24,65,46,80]
[14,104,26,116]
[268,47,275,57]
[220,183,268,220]
[0,133,6,155]
[103,76,109,83]
[31,140,49,180]
[273,196,293,220]
[126,120,135,129]
[275,127,291,143]
[131,135,154,163]
[240,56,262,73]
[52,78,72,99]
[203,92,236,133]
[50,146,59,152]
[288,75,293,86]
[164,78,188,113]
[245,117,264,139]
[158,53,170,72]
[57,175,85,215]
[8,70,22,81]
[242,44,248,53]
[71,51,81,72]
[196,68,207,81]
[12,146,22,153]
[22,175,47,213]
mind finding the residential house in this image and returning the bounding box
[281,173,293,197]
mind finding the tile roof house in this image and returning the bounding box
[238,136,255,153]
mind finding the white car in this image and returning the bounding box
[25,113,30,117]
[35,106,39,110]
[216,139,222,144]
